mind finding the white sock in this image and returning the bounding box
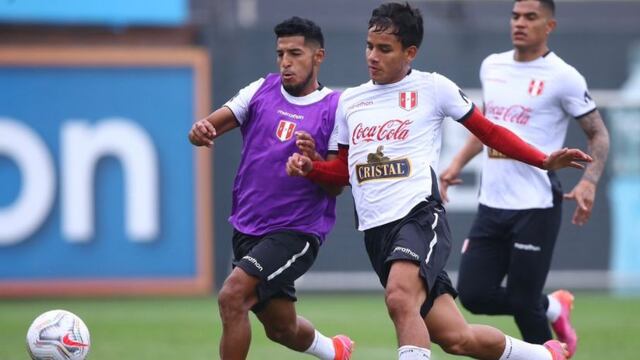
[398,345,431,360]
[546,294,562,322]
[304,330,335,360]
[499,335,552,360]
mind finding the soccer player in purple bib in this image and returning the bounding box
[189,17,353,360]
[287,3,591,360]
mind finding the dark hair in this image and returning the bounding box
[515,0,555,15]
[274,16,324,48]
[368,2,424,49]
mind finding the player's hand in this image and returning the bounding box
[189,118,216,147]
[542,148,592,171]
[439,165,463,203]
[286,153,313,176]
[564,179,596,226]
[295,131,322,160]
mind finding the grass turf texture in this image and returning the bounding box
[3,293,638,359]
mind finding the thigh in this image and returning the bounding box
[458,206,512,292]
[506,205,562,301]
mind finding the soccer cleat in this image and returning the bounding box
[332,334,354,360]
[544,340,569,360]
[550,290,578,357]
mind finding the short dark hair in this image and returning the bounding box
[274,16,324,48]
[368,2,424,49]
[515,0,555,16]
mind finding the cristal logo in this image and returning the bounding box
[352,119,412,145]
[485,102,531,125]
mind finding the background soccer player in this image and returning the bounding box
[287,2,591,360]
[189,17,353,360]
[439,0,610,357]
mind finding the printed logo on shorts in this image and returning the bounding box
[276,120,296,141]
[528,79,544,97]
[242,256,264,271]
[393,246,420,260]
[355,145,410,184]
[399,91,418,111]
[513,242,541,252]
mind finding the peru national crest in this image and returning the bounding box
[276,120,296,141]
[528,79,544,97]
[399,91,418,111]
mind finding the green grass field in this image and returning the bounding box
[2,292,639,359]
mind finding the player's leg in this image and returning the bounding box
[217,266,259,360]
[217,230,263,360]
[426,292,569,360]
[505,201,561,344]
[256,298,353,360]
[255,298,315,351]
[386,260,430,349]
[364,199,450,359]
[251,230,353,359]
[457,205,512,316]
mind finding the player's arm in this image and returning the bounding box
[460,106,592,170]
[286,145,349,187]
[292,131,345,195]
[439,134,483,203]
[564,109,610,225]
[189,107,239,147]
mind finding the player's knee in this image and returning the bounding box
[218,278,253,317]
[435,328,473,356]
[385,287,416,320]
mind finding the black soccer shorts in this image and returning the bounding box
[232,229,319,313]
[364,198,458,317]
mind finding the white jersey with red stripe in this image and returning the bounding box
[478,50,596,210]
[337,70,473,230]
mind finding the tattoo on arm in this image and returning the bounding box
[577,109,610,185]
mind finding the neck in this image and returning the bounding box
[285,78,319,97]
[514,44,550,62]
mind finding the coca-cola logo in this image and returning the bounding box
[485,101,531,125]
[352,119,413,145]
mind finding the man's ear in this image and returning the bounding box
[314,48,326,65]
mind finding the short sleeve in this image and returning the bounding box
[327,113,340,152]
[435,73,474,121]
[336,94,349,147]
[223,78,265,125]
[559,69,597,118]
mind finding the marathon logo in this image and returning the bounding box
[242,256,264,271]
[392,246,420,260]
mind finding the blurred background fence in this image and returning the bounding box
[1,0,639,297]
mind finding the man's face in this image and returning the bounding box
[511,1,556,50]
[366,27,416,85]
[276,35,323,96]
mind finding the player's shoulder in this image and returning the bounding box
[545,52,585,79]
[481,49,514,68]
[339,79,374,102]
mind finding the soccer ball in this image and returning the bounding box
[26,309,91,360]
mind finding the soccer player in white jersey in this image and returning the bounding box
[286,3,592,360]
[439,1,609,357]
